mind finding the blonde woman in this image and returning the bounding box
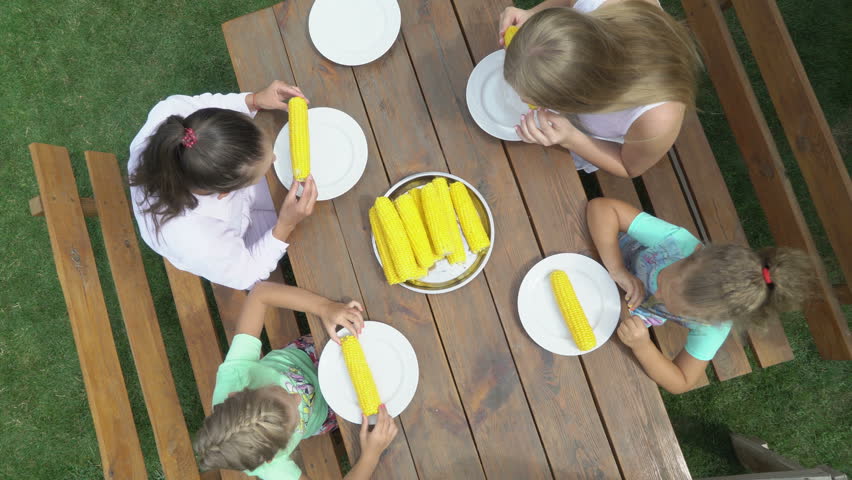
[500,0,701,178]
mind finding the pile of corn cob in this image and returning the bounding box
[550,270,596,351]
[370,177,491,285]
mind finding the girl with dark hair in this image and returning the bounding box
[586,197,815,393]
[128,80,317,290]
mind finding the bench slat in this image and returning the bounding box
[732,0,852,293]
[29,143,148,480]
[681,0,852,360]
[85,151,200,480]
[450,1,690,477]
[673,112,794,367]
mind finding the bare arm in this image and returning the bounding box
[617,315,708,394]
[586,197,647,306]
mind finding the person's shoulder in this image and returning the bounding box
[626,102,686,143]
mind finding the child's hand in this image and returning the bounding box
[610,269,645,310]
[273,176,318,242]
[617,315,652,349]
[499,7,532,46]
[254,80,309,111]
[359,405,399,458]
[515,109,580,147]
[321,300,365,344]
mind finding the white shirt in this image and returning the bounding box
[127,92,288,290]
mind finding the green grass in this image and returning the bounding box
[0,0,849,478]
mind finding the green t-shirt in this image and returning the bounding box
[212,334,329,479]
[619,213,733,361]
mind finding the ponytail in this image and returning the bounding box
[681,245,815,328]
[130,108,265,234]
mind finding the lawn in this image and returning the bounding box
[0,0,849,478]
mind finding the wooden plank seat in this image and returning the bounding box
[30,144,341,479]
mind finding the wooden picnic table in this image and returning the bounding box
[222,1,690,478]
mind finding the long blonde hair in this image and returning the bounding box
[504,1,701,114]
[193,387,294,472]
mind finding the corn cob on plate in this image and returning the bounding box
[318,321,419,424]
[517,253,621,355]
[371,172,495,294]
[273,107,368,201]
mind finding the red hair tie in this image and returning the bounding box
[762,266,773,285]
[182,128,197,148]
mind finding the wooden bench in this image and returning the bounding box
[677,0,852,361]
[29,144,344,479]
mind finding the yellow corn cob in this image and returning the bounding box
[432,178,466,264]
[374,197,423,281]
[341,336,381,416]
[421,183,453,257]
[394,193,439,269]
[449,182,491,254]
[503,25,519,47]
[369,206,402,285]
[288,97,310,181]
[550,271,596,351]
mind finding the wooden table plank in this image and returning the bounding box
[29,143,149,480]
[398,0,622,477]
[681,0,852,360]
[222,8,420,479]
[673,111,794,367]
[86,151,200,480]
[732,0,852,290]
[448,3,691,478]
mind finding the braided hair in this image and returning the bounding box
[193,387,294,472]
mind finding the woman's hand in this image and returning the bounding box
[252,80,308,111]
[499,7,532,45]
[273,176,318,242]
[320,300,365,344]
[610,269,645,309]
[359,405,399,459]
[515,109,580,147]
[616,315,652,349]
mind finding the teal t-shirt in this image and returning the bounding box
[212,334,329,479]
[618,213,732,361]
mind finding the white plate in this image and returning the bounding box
[273,107,368,201]
[518,253,621,356]
[466,49,530,141]
[318,321,419,425]
[308,0,401,66]
[371,172,495,295]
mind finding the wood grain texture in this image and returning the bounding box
[732,0,852,291]
[673,112,794,367]
[449,2,690,478]
[30,195,98,217]
[29,143,148,480]
[85,151,200,480]
[223,7,418,479]
[680,0,852,360]
[399,0,621,477]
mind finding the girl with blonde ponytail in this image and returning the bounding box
[499,0,701,178]
[586,198,815,394]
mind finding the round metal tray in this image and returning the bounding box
[371,172,495,294]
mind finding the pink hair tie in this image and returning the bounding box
[182,128,197,148]
[762,266,773,285]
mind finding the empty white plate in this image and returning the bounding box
[318,321,419,424]
[273,107,368,201]
[518,253,621,356]
[308,0,401,66]
[466,49,530,141]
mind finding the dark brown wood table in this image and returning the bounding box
[223,2,691,478]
